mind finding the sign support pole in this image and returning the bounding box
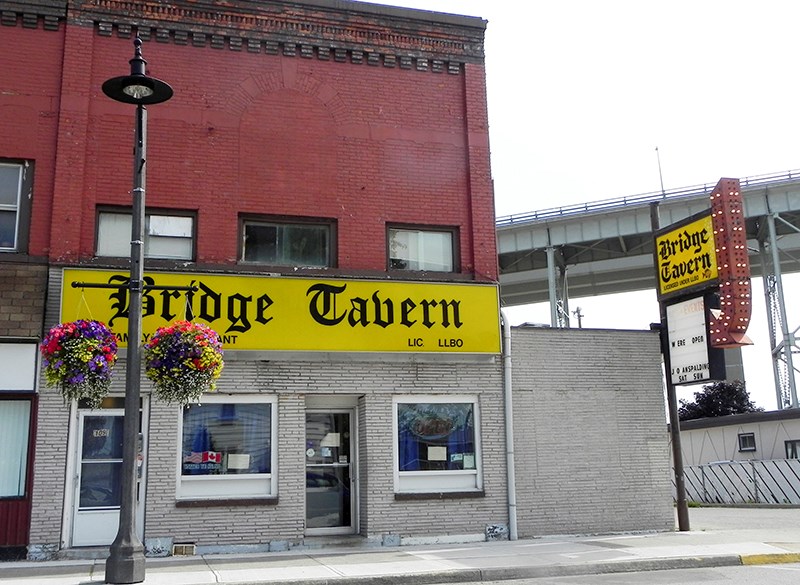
[657,318,690,532]
[651,202,690,531]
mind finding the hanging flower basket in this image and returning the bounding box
[144,320,224,405]
[40,319,118,408]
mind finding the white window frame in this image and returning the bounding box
[96,210,194,260]
[0,342,37,391]
[738,432,756,452]
[176,394,277,500]
[392,395,482,494]
[388,227,455,272]
[0,161,27,253]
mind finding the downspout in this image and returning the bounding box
[501,309,518,540]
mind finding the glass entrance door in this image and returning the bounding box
[305,411,354,533]
[71,408,146,547]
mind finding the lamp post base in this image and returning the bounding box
[105,539,145,584]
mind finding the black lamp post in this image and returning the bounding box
[102,36,173,585]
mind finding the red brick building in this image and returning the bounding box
[1,0,503,559]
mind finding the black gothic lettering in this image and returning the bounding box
[226,293,252,333]
[307,283,347,326]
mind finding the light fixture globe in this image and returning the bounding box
[102,36,173,105]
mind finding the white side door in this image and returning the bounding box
[71,408,146,546]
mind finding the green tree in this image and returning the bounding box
[678,380,763,421]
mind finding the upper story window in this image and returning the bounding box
[0,160,32,253]
[786,440,800,459]
[96,210,194,260]
[388,226,456,272]
[241,217,334,268]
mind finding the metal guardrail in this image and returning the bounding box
[680,460,800,505]
[496,169,800,228]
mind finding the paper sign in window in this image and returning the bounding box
[227,454,251,470]
[428,446,447,461]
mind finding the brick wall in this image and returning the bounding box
[143,359,506,548]
[64,35,495,279]
[6,0,496,281]
[510,327,675,535]
[0,20,62,258]
[0,263,47,337]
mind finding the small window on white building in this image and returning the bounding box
[393,396,481,493]
[177,395,276,500]
[97,211,194,260]
[388,226,456,272]
[786,440,800,459]
[738,432,756,452]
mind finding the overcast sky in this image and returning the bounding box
[360,1,800,409]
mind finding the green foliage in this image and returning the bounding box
[678,379,763,421]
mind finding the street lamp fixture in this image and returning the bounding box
[102,36,172,585]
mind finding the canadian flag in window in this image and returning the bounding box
[184,451,221,464]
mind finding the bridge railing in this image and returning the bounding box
[496,169,800,227]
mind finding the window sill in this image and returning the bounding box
[175,497,278,508]
[394,491,484,501]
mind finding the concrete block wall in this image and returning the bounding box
[510,326,674,536]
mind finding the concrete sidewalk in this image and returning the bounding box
[3,507,800,584]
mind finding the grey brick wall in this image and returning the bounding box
[140,359,507,548]
[510,326,674,536]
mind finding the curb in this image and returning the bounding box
[203,555,758,585]
[740,552,800,565]
[230,554,798,585]
[2,552,799,584]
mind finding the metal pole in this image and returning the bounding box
[650,201,689,531]
[758,240,786,409]
[661,320,691,531]
[546,246,558,327]
[767,213,799,408]
[105,103,147,584]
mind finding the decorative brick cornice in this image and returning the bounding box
[78,0,485,74]
[0,1,65,30]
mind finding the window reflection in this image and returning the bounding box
[397,403,475,471]
[182,403,271,476]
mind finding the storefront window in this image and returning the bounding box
[0,400,31,497]
[178,396,276,499]
[398,403,475,471]
[394,397,481,493]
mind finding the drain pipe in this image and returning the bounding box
[500,309,518,540]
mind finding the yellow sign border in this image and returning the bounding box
[655,214,718,297]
